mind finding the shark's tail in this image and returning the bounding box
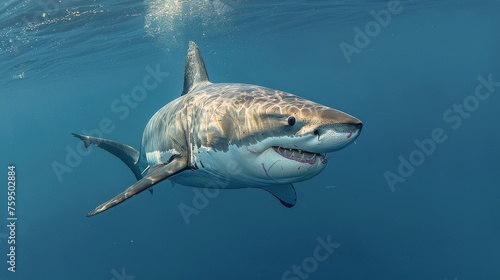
[71,133,148,181]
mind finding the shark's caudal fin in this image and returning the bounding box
[181,41,210,95]
[71,133,147,181]
[255,184,297,208]
[86,156,188,217]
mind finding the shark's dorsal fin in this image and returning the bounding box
[182,41,210,95]
[254,184,297,208]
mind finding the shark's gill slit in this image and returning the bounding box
[261,163,277,182]
[267,160,281,173]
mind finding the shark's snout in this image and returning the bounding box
[306,113,362,153]
[351,121,363,131]
[315,121,362,137]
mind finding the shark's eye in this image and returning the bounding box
[287,116,296,126]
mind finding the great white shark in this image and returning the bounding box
[74,41,363,217]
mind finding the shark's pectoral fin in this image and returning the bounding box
[255,184,297,208]
[86,156,188,217]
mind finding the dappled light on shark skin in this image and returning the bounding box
[73,41,362,217]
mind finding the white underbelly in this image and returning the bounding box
[170,169,246,189]
[152,143,324,188]
[170,145,254,189]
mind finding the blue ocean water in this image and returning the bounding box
[1,0,499,279]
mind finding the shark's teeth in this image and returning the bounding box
[272,146,323,165]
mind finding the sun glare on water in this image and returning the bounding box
[144,0,237,51]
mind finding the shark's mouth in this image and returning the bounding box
[272,146,325,164]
